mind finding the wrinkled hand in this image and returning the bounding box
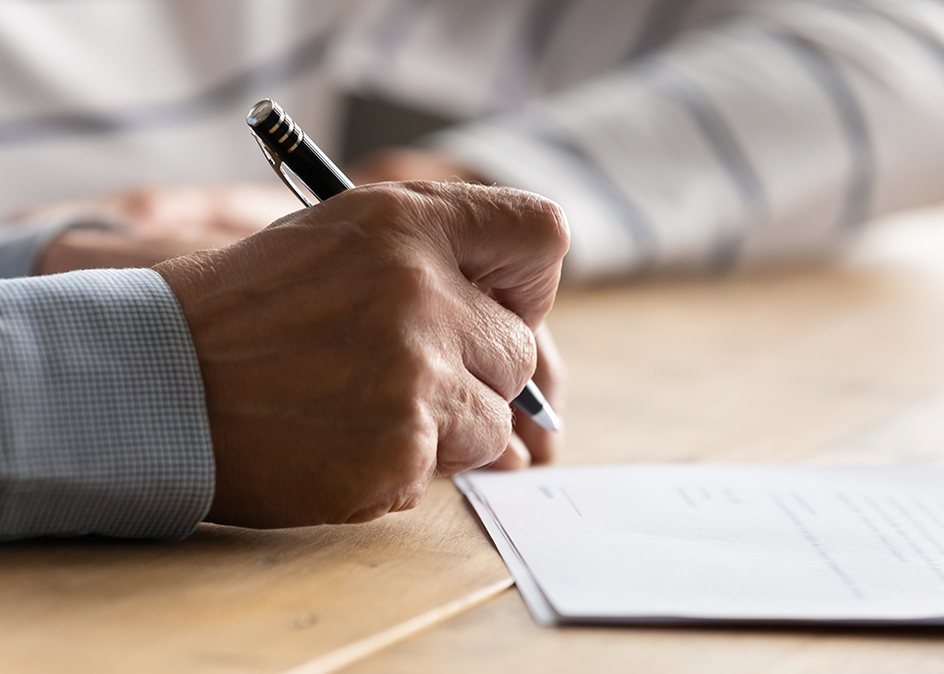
[489,323,567,470]
[350,150,568,469]
[32,183,299,274]
[155,181,569,528]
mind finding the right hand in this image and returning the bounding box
[154,181,569,528]
[348,150,569,470]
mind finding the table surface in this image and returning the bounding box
[7,207,944,673]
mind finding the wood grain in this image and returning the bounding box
[339,208,944,673]
[1,478,510,673]
[9,207,944,674]
[341,589,944,674]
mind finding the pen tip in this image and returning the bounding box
[533,406,561,432]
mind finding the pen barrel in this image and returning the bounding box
[247,99,354,201]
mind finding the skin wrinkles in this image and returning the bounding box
[152,181,567,529]
[26,176,568,522]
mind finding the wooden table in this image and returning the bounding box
[7,207,944,673]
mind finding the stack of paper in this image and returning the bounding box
[455,465,944,626]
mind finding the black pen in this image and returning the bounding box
[246,98,560,432]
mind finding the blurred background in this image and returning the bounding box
[4,0,944,283]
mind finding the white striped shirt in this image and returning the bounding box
[2,1,943,283]
[335,0,944,281]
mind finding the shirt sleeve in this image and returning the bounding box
[428,0,944,284]
[0,267,214,540]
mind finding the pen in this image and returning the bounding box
[246,98,560,432]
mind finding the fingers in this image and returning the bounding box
[443,316,565,474]
[490,323,567,471]
[431,256,544,474]
[450,183,569,328]
[435,371,515,476]
[513,323,567,464]
[489,435,532,471]
[158,181,567,529]
[457,283,537,403]
[371,181,570,329]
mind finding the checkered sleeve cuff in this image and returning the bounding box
[0,268,214,539]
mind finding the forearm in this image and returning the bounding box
[0,268,213,539]
[430,0,944,282]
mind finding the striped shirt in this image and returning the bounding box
[337,0,944,281]
[3,0,944,283]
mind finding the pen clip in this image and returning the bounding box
[250,130,316,207]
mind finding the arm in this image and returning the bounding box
[2,179,568,471]
[0,182,568,537]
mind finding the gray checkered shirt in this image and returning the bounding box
[0,267,214,540]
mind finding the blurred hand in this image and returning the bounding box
[31,183,300,274]
[347,148,485,186]
[155,181,569,528]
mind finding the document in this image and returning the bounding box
[455,465,944,626]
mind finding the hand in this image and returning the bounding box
[349,149,568,468]
[31,183,300,274]
[154,181,569,528]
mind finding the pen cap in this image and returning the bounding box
[247,99,305,150]
[247,99,354,201]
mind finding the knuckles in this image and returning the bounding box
[505,191,571,266]
[331,182,448,240]
[317,182,570,275]
[339,408,438,523]
[505,316,538,399]
[227,182,567,528]
[377,259,442,315]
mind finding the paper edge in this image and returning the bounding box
[453,473,561,626]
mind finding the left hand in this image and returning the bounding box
[27,183,300,274]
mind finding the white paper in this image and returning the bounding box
[455,465,944,626]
